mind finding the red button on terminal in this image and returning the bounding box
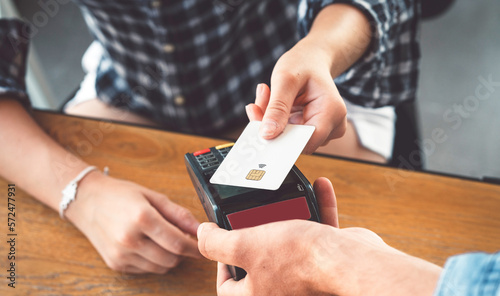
[193,148,211,156]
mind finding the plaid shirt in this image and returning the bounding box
[0,0,420,135]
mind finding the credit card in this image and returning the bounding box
[210,121,315,190]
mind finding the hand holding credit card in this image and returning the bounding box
[210,121,315,190]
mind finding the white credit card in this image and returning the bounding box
[210,121,315,190]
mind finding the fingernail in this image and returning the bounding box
[192,220,201,233]
[260,84,267,96]
[260,120,278,138]
[245,104,253,121]
[197,223,205,239]
[256,84,263,98]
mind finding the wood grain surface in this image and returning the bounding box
[1,111,499,295]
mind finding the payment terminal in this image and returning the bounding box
[184,143,321,280]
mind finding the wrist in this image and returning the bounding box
[295,36,336,77]
[305,3,372,78]
[386,253,442,296]
[310,226,347,294]
[64,169,105,226]
[353,246,442,296]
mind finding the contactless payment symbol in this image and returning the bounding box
[246,169,266,181]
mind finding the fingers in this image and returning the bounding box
[120,266,145,274]
[124,253,172,274]
[313,177,339,228]
[325,116,347,142]
[260,73,303,139]
[107,254,170,274]
[136,237,184,269]
[102,237,175,274]
[217,261,233,288]
[144,188,200,236]
[245,103,264,121]
[246,83,269,122]
[288,111,305,125]
[217,262,248,296]
[253,81,346,154]
[255,83,270,110]
[198,224,249,295]
[302,95,346,154]
[141,207,202,259]
[197,222,246,267]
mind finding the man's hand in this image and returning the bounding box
[66,172,202,274]
[197,177,340,295]
[197,177,443,296]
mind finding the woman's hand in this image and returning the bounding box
[247,4,375,154]
[246,39,347,154]
[65,171,202,274]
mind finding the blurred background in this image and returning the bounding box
[2,0,500,180]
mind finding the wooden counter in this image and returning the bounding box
[1,111,499,295]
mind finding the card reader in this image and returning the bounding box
[185,143,321,280]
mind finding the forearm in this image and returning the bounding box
[302,3,372,78]
[365,249,442,296]
[0,99,90,211]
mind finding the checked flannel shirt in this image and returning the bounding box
[0,0,420,135]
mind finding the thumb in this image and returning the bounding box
[197,223,247,267]
[144,188,200,236]
[313,177,339,228]
[260,73,302,139]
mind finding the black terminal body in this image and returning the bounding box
[185,143,320,280]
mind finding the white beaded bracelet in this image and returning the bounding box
[59,166,98,219]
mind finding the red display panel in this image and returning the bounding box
[226,196,311,230]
